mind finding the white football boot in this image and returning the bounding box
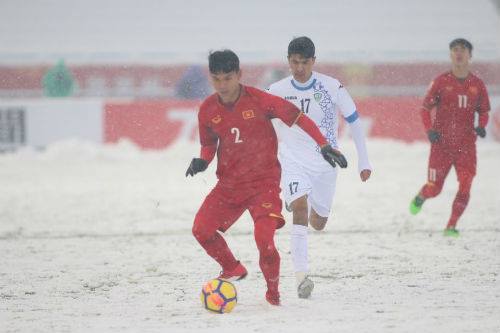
[296,272,314,299]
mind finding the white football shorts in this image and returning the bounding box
[280,155,338,218]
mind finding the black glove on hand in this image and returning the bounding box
[427,130,440,143]
[185,158,208,177]
[475,127,486,138]
[321,145,348,169]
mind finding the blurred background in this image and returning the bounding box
[1,0,499,151]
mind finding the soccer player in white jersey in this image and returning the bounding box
[268,36,372,299]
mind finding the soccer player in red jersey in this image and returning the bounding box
[186,49,347,305]
[409,38,491,237]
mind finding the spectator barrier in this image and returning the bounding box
[1,97,499,151]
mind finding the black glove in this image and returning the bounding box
[320,145,348,168]
[475,127,486,138]
[427,130,440,143]
[185,158,208,177]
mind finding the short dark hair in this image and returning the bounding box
[449,38,473,52]
[208,49,240,74]
[288,36,315,58]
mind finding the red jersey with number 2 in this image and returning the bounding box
[423,71,490,148]
[198,85,301,187]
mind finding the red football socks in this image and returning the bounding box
[447,193,470,229]
[421,182,442,198]
[195,231,239,272]
[254,218,280,294]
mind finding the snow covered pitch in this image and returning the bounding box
[1,139,499,332]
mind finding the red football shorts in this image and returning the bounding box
[427,143,476,185]
[194,180,285,233]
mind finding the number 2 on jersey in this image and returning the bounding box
[231,127,243,143]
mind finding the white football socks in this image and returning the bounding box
[291,224,308,284]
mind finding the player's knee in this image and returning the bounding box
[309,208,328,230]
[456,192,470,203]
[258,242,278,260]
[192,217,214,243]
[458,185,471,197]
[431,182,444,196]
[257,242,279,265]
[191,223,205,242]
[254,226,275,249]
[254,218,278,256]
[423,181,443,198]
[310,218,327,231]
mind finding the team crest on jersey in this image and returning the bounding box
[242,110,255,120]
[469,86,478,95]
[211,115,222,124]
[314,92,322,102]
[261,202,272,208]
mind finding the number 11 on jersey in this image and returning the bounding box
[458,94,467,108]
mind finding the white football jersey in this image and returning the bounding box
[269,71,366,173]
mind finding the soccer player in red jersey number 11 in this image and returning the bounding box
[410,38,491,237]
[186,49,347,305]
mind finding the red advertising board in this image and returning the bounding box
[105,100,200,149]
[105,96,500,149]
[356,97,426,142]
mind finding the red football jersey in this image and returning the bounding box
[423,71,490,147]
[198,85,301,187]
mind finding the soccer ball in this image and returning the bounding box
[200,278,237,313]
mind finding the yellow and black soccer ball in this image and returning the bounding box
[200,278,237,313]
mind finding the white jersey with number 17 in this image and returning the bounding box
[269,71,369,173]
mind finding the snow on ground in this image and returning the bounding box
[1,139,499,333]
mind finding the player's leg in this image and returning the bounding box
[248,183,285,305]
[289,194,309,278]
[291,168,337,298]
[410,144,452,214]
[289,195,315,298]
[445,145,476,236]
[309,209,328,231]
[254,217,281,305]
[282,164,312,297]
[308,168,337,231]
[192,186,246,278]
